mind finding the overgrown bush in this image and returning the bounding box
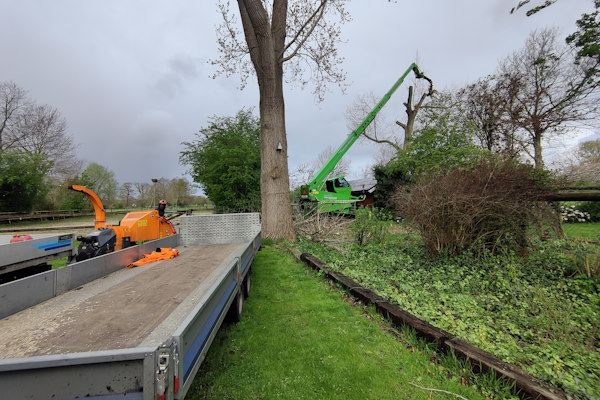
[351,207,393,245]
[578,201,600,221]
[392,156,553,256]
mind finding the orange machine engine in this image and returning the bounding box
[68,185,176,261]
[111,209,176,250]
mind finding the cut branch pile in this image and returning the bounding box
[293,205,353,243]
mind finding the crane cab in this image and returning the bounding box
[324,176,351,195]
[301,176,361,214]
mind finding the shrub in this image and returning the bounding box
[351,208,393,245]
[180,109,261,213]
[391,156,553,256]
[0,152,51,212]
[373,159,413,209]
[578,201,600,221]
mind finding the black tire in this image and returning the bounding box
[243,269,251,298]
[226,289,244,323]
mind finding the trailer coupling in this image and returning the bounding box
[156,342,179,400]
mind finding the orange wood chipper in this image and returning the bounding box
[68,185,176,261]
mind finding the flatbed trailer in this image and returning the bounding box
[0,213,261,400]
[0,233,75,283]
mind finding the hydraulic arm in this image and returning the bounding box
[301,63,434,213]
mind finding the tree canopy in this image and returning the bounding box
[1,80,84,211]
[0,81,81,179]
[373,109,484,209]
[578,138,600,162]
[180,109,261,212]
[0,152,50,212]
[566,1,600,87]
[81,163,118,208]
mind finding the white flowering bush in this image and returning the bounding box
[560,205,592,223]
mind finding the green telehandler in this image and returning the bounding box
[299,63,434,213]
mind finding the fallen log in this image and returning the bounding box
[542,190,600,201]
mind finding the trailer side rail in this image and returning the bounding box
[0,347,157,399]
[0,234,179,319]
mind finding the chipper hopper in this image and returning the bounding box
[68,185,176,261]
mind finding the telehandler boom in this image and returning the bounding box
[299,63,433,213]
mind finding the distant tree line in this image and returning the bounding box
[52,162,202,211]
[0,81,204,213]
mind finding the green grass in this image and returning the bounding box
[563,222,600,240]
[187,246,489,400]
[297,236,600,400]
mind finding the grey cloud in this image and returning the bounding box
[154,55,202,98]
[0,1,594,187]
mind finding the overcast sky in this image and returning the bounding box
[0,0,595,192]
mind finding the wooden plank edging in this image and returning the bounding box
[299,252,568,400]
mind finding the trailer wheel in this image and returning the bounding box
[243,269,251,298]
[226,289,244,323]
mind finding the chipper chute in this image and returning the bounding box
[68,185,177,261]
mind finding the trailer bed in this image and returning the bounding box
[0,243,245,359]
[0,213,262,399]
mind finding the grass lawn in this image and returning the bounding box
[187,246,490,400]
[297,233,600,399]
[563,222,600,240]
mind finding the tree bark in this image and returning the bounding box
[238,0,296,240]
[533,130,544,169]
[542,190,600,201]
[396,85,428,150]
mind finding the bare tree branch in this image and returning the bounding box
[281,0,326,63]
[500,28,600,168]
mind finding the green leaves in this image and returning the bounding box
[0,151,51,212]
[510,0,558,16]
[567,2,600,64]
[373,112,484,209]
[298,235,600,399]
[180,109,261,212]
[351,208,393,245]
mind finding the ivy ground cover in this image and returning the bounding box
[297,234,600,399]
[188,246,487,400]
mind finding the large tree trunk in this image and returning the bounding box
[257,59,296,240]
[239,0,296,240]
[533,130,544,169]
